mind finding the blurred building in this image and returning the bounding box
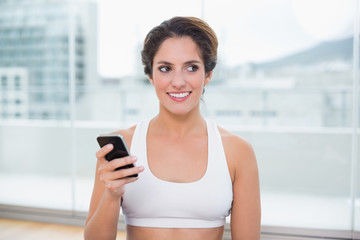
[0,0,97,120]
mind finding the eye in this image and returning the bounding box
[158,66,171,73]
[186,65,199,72]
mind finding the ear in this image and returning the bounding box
[148,75,154,86]
[204,71,213,86]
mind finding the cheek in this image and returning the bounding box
[190,73,207,88]
[152,75,168,90]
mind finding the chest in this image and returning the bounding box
[146,135,208,183]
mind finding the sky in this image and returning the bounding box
[95,0,354,78]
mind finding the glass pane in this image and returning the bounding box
[204,0,353,231]
[0,1,73,210]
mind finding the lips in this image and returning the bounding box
[167,91,191,101]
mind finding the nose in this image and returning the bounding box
[171,71,186,89]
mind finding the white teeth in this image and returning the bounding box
[169,92,190,98]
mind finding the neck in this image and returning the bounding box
[151,104,206,138]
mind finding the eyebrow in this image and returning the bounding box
[155,60,202,65]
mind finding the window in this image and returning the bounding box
[14,98,21,105]
[14,75,21,89]
[0,0,358,239]
[1,75,7,87]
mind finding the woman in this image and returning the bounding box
[84,16,261,240]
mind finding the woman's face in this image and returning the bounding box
[149,36,212,116]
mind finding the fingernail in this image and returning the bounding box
[138,166,144,171]
[106,144,112,149]
[131,156,137,162]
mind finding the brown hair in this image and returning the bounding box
[141,16,218,77]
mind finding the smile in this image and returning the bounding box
[167,91,192,101]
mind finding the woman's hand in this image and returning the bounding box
[95,144,144,199]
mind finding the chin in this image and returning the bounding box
[159,99,201,116]
[167,106,200,117]
[169,109,192,116]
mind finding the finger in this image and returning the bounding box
[99,165,143,184]
[105,176,140,192]
[112,165,144,179]
[97,156,137,177]
[107,156,137,172]
[96,144,113,160]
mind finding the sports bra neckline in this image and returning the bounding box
[143,118,211,185]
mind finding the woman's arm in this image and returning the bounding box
[84,132,143,240]
[222,131,261,240]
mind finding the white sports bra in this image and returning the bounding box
[121,119,233,228]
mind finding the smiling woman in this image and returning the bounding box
[1,1,359,240]
[84,16,261,240]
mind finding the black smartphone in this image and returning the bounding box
[96,134,138,178]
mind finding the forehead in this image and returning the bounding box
[154,36,203,63]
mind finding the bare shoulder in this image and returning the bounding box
[218,127,261,238]
[112,125,137,149]
[218,126,255,159]
[217,126,257,178]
